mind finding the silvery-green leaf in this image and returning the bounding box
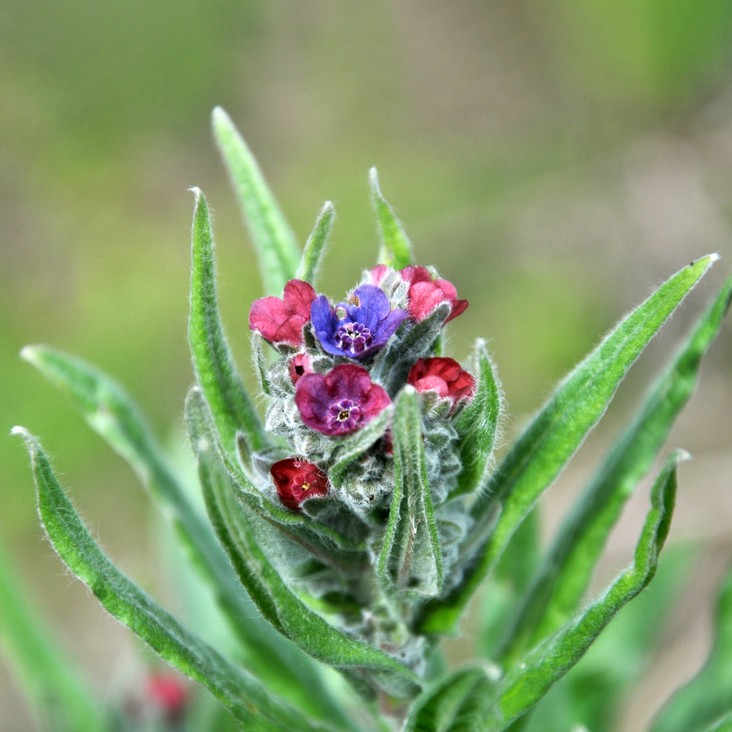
[13,428,333,732]
[296,201,335,286]
[328,405,393,488]
[369,167,414,269]
[499,276,732,666]
[498,452,683,727]
[450,338,502,499]
[187,394,421,700]
[20,346,347,723]
[371,302,451,394]
[189,187,271,461]
[378,387,443,598]
[212,106,300,295]
[403,666,499,731]
[418,255,717,634]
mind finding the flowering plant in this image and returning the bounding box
[7,108,732,731]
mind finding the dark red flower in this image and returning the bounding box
[407,357,475,405]
[249,279,317,346]
[288,352,312,384]
[400,266,468,323]
[270,458,329,510]
[295,364,391,436]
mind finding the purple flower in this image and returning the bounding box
[295,364,391,436]
[310,285,407,360]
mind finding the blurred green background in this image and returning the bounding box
[2,2,732,729]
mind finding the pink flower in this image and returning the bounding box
[270,458,329,510]
[249,279,317,346]
[407,357,475,405]
[295,364,391,436]
[400,266,468,323]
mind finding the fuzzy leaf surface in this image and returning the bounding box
[499,276,732,664]
[378,387,443,597]
[187,390,420,700]
[403,667,499,731]
[369,167,414,269]
[498,453,682,727]
[20,345,348,723]
[450,339,502,499]
[189,187,270,461]
[419,255,716,634]
[296,201,335,286]
[212,106,300,295]
[13,428,331,732]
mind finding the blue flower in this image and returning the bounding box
[310,284,407,360]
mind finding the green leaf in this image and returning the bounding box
[189,187,271,460]
[369,167,414,269]
[499,275,732,666]
[498,452,683,727]
[328,405,394,488]
[295,201,335,285]
[0,539,106,732]
[699,714,732,732]
[378,387,443,598]
[12,428,332,732]
[651,565,732,732]
[419,254,717,634]
[371,302,451,393]
[212,106,301,295]
[20,345,346,724]
[403,666,499,731]
[450,339,502,499]
[186,389,421,700]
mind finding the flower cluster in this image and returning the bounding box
[249,263,475,514]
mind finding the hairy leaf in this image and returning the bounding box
[296,201,335,285]
[189,187,271,460]
[13,428,331,732]
[369,167,414,269]
[403,666,499,731]
[378,387,443,598]
[419,255,716,634]
[212,106,300,295]
[20,345,346,723]
[498,452,683,727]
[499,276,732,664]
[186,390,421,700]
[450,338,502,499]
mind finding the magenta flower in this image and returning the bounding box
[295,364,391,436]
[249,279,317,346]
[270,458,329,511]
[407,357,475,405]
[310,285,407,360]
[401,266,468,323]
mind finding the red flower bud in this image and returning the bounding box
[407,357,475,405]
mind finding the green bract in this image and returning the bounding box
[9,108,732,731]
